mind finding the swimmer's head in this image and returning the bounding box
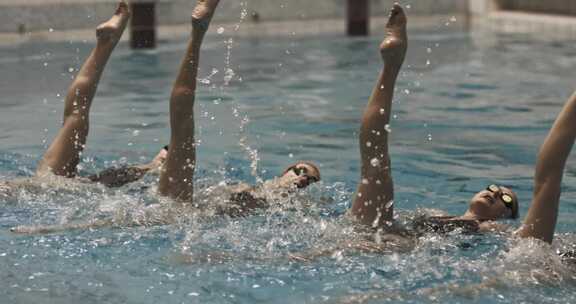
[279,161,321,189]
[466,184,519,220]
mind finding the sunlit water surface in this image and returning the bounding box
[1,28,576,303]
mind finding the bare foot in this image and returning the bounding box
[150,146,168,168]
[191,0,220,32]
[96,1,131,45]
[380,4,407,67]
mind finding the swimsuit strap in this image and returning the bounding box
[413,216,480,234]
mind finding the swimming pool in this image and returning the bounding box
[1,27,576,303]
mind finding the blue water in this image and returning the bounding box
[1,28,576,303]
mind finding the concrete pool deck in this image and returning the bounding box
[1,0,576,47]
[0,14,469,47]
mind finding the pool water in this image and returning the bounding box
[1,27,576,303]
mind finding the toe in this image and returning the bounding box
[387,4,406,26]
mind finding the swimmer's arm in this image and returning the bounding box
[288,237,412,262]
[478,221,509,233]
[516,91,576,243]
[10,218,114,234]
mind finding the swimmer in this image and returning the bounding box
[155,0,320,208]
[5,0,318,194]
[9,0,320,234]
[30,1,168,188]
[351,4,576,244]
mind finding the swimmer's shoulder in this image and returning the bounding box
[477,220,510,233]
[228,182,254,194]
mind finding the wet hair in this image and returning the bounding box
[509,197,519,220]
[282,161,321,181]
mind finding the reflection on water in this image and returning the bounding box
[1,29,576,303]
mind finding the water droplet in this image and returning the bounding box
[370,158,380,167]
[379,108,385,115]
[426,47,432,54]
[224,68,235,84]
[403,89,411,95]
[217,27,225,34]
[427,133,433,141]
[132,130,140,137]
[68,67,75,73]
[384,124,392,133]
[426,60,431,66]
[406,4,412,9]
[385,200,394,209]
[366,141,372,147]
[288,153,294,158]
[362,178,369,185]
[48,28,54,32]
[450,16,457,22]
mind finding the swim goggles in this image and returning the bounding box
[486,184,514,209]
[291,166,319,184]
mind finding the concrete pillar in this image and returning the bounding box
[468,0,500,16]
[347,0,369,36]
[130,2,156,49]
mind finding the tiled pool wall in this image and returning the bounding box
[1,0,576,38]
[0,0,467,33]
[471,0,576,39]
[497,0,576,16]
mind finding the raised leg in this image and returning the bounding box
[36,1,130,177]
[350,4,407,227]
[158,0,220,203]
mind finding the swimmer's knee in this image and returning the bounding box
[171,86,196,99]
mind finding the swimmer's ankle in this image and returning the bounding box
[95,1,131,45]
[191,0,220,33]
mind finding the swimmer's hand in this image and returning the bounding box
[10,224,65,234]
[10,219,113,235]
